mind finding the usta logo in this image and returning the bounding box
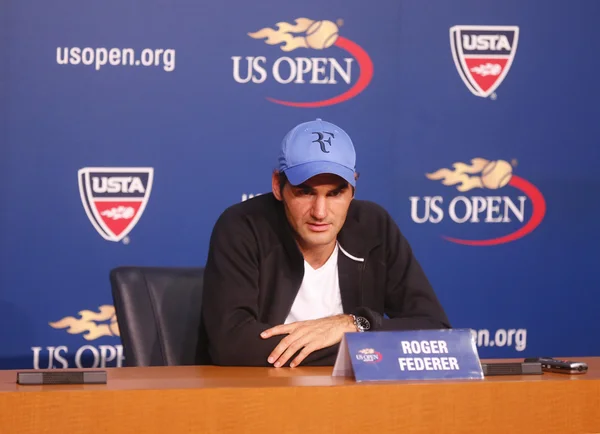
[410,158,546,246]
[450,26,519,98]
[78,167,154,242]
[232,17,373,107]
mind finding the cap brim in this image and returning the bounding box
[284,161,356,187]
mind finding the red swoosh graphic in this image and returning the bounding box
[266,36,373,108]
[443,176,546,246]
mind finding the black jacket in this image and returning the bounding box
[197,193,450,366]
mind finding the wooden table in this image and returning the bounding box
[1,358,599,433]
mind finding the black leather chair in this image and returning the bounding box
[109,266,205,367]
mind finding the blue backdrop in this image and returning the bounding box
[2,0,599,369]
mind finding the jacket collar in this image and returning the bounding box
[336,204,381,262]
[336,206,381,312]
[274,198,304,267]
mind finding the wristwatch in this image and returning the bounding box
[350,314,371,332]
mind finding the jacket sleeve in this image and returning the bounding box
[200,209,338,366]
[356,212,451,332]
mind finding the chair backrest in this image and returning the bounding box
[109,266,205,367]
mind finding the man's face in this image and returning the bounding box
[272,172,354,252]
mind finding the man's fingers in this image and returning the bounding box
[290,344,317,368]
[273,337,308,368]
[268,333,300,365]
[261,323,296,339]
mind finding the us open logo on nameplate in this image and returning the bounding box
[332,329,483,382]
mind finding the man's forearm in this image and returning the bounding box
[208,321,340,366]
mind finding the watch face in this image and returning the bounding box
[357,316,370,331]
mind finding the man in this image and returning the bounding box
[198,118,450,368]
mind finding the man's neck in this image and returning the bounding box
[298,241,337,270]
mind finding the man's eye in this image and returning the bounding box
[328,190,342,197]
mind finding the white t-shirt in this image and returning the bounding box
[284,243,344,324]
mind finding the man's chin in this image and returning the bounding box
[300,231,335,246]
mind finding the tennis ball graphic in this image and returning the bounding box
[481,160,512,189]
[305,20,339,49]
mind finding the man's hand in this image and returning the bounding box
[260,314,357,368]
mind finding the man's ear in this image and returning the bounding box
[351,171,359,198]
[272,170,283,201]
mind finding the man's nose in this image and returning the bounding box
[311,195,327,220]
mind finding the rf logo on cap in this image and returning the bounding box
[312,131,335,153]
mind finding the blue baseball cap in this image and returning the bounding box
[278,118,357,187]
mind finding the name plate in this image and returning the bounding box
[332,329,483,382]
